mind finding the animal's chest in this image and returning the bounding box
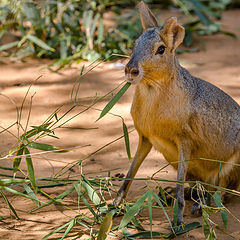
[130,90,186,162]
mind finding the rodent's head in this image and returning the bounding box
[125,1,185,85]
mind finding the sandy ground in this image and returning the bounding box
[0,10,240,240]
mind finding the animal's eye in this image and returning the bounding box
[156,45,166,55]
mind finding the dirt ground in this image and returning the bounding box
[0,10,240,240]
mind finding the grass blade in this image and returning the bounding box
[13,143,25,173]
[41,222,71,240]
[119,191,148,229]
[97,82,131,121]
[213,192,228,230]
[26,34,55,52]
[173,199,178,228]
[23,183,40,206]
[74,183,98,219]
[97,210,115,240]
[0,41,19,52]
[147,191,153,237]
[0,178,29,186]
[0,190,20,219]
[28,142,67,152]
[122,121,131,161]
[152,191,173,232]
[60,219,75,240]
[24,147,37,192]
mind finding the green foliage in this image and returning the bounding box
[0,0,234,68]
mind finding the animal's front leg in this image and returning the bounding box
[175,141,191,226]
[113,135,152,206]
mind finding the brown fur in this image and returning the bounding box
[113,1,240,226]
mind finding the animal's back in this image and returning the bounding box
[179,66,240,182]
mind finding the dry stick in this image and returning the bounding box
[18,76,42,137]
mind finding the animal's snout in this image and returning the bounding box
[125,61,142,83]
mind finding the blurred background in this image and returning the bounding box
[0,0,240,69]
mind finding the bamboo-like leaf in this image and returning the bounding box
[0,178,29,186]
[28,142,67,152]
[24,147,37,193]
[0,190,20,219]
[122,121,131,161]
[97,82,131,121]
[213,192,228,230]
[26,35,55,52]
[97,19,104,45]
[74,183,98,219]
[152,191,173,231]
[0,41,19,52]
[41,222,71,240]
[13,143,25,173]
[202,208,210,238]
[119,191,148,229]
[81,181,101,205]
[23,183,40,206]
[60,219,75,240]
[148,191,153,238]
[97,210,115,240]
[0,186,44,204]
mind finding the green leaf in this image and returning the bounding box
[0,178,29,186]
[41,222,71,240]
[97,82,131,121]
[119,191,148,229]
[213,192,228,230]
[97,19,104,45]
[152,191,173,231]
[202,208,210,238]
[74,183,98,219]
[26,35,55,52]
[0,190,20,219]
[23,183,40,207]
[166,222,201,237]
[125,231,165,239]
[193,8,211,26]
[147,191,153,238]
[13,143,25,173]
[122,121,131,161]
[0,41,19,52]
[28,142,67,152]
[60,219,75,240]
[97,210,115,240]
[24,147,37,193]
[0,186,44,204]
[81,181,101,206]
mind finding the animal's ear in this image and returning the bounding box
[138,1,158,31]
[162,17,185,51]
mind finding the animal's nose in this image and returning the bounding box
[130,68,139,77]
[125,65,139,78]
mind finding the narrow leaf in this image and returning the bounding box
[60,219,75,240]
[23,183,40,206]
[0,191,20,219]
[26,35,55,52]
[173,199,178,228]
[97,82,131,121]
[122,121,131,161]
[74,184,98,219]
[13,143,25,173]
[41,222,71,240]
[0,178,29,186]
[213,192,228,230]
[28,142,67,152]
[152,191,173,231]
[0,41,19,52]
[81,181,101,205]
[24,147,37,192]
[119,191,148,229]
[148,191,153,238]
[97,210,115,240]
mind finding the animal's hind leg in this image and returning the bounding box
[219,163,240,203]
